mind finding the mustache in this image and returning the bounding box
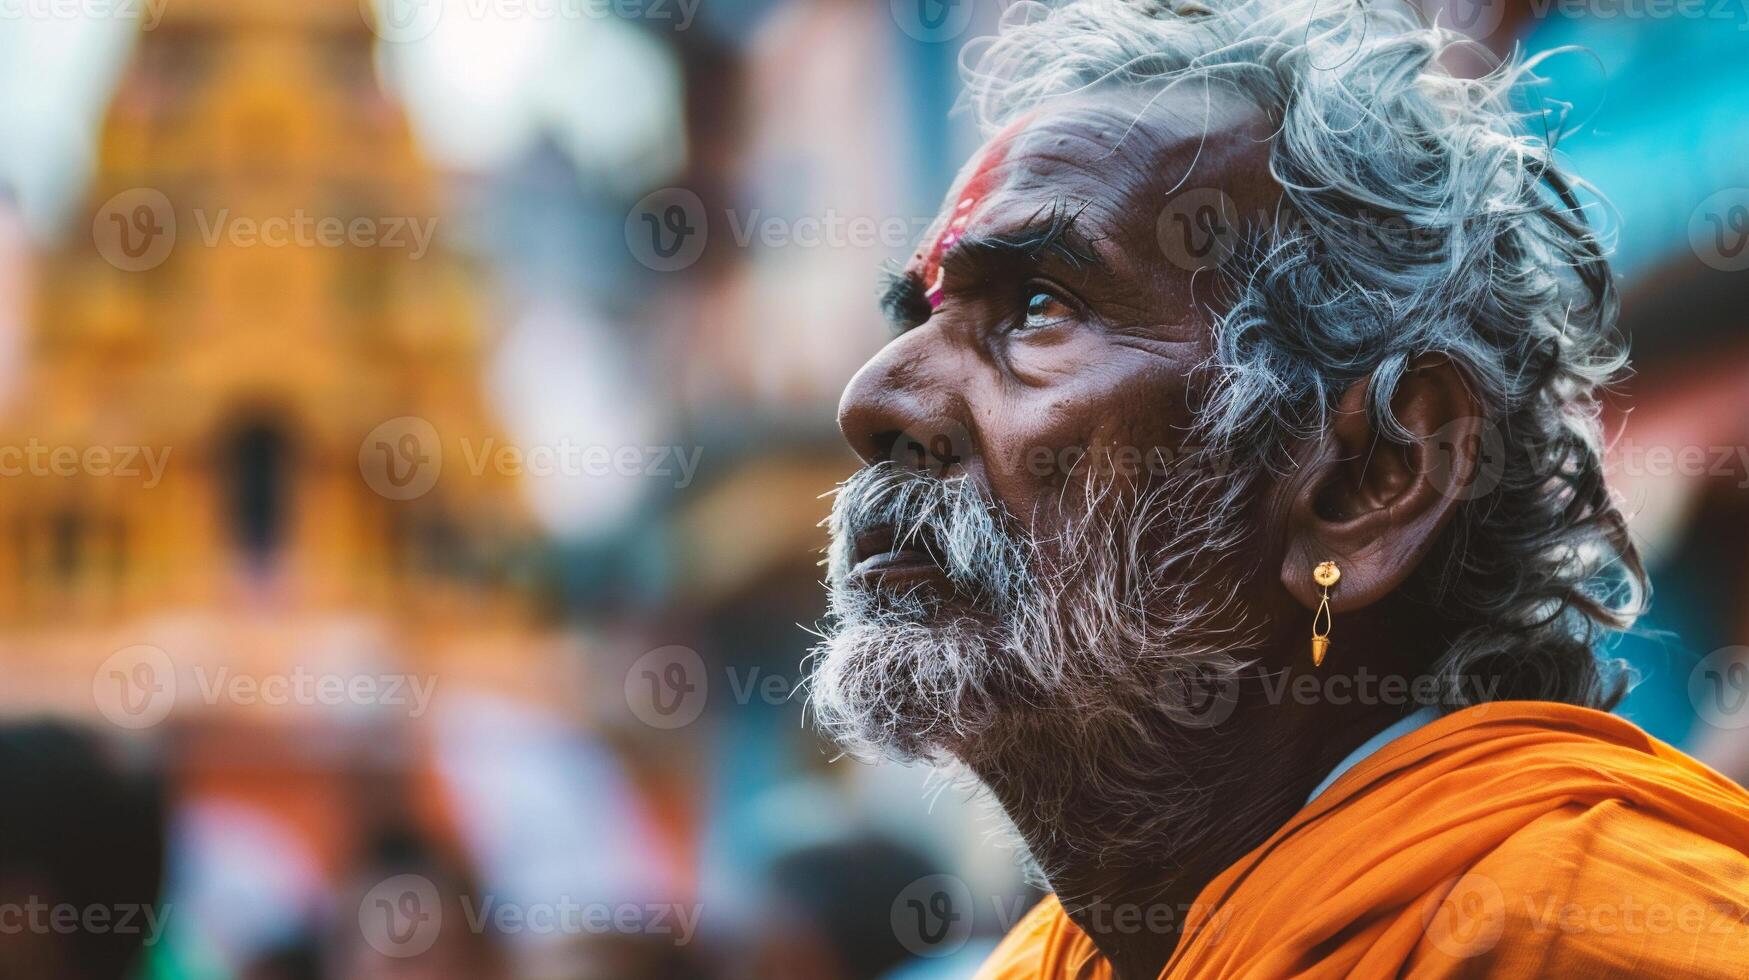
[810,454,1267,769]
[826,464,1033,610]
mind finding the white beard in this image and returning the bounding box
[808,460,1270,877]
[809,460,1264,761]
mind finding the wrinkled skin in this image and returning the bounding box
[832,84,1481,980]
[841,87,1280,549]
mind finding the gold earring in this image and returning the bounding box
[1311,560,1340,667]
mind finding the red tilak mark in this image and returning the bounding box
[918,118,1030,309]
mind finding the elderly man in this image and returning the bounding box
[809,0,1749,977]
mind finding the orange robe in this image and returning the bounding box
[974,702,1749,978]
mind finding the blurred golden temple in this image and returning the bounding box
[0,0,573,878]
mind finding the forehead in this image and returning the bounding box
[920,84,1277,269]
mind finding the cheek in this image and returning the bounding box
[977,346,1196,526]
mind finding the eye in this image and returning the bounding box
[1020,287,1075,331]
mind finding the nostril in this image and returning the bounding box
[837,364,973,474]
[887,423,972,477]
[868,430,905,468]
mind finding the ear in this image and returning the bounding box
[1280,354,1485,612]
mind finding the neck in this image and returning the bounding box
[962,659,1410,980]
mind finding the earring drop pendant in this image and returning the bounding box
[1311,561,1340,667]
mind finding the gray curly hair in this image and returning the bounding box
[960,0,1644,709]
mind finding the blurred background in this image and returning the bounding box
[0,0,1744,977]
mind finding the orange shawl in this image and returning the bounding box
[973,702,1749,978]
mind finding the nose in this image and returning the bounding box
[837,342,972,477]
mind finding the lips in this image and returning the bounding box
[849,526,948,587]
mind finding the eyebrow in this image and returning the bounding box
[877,201,1108,333]
[953,200,1107,275]
[879,263,932,332]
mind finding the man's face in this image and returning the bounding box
[849,87,1278,542]
[812,86,1281,758]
